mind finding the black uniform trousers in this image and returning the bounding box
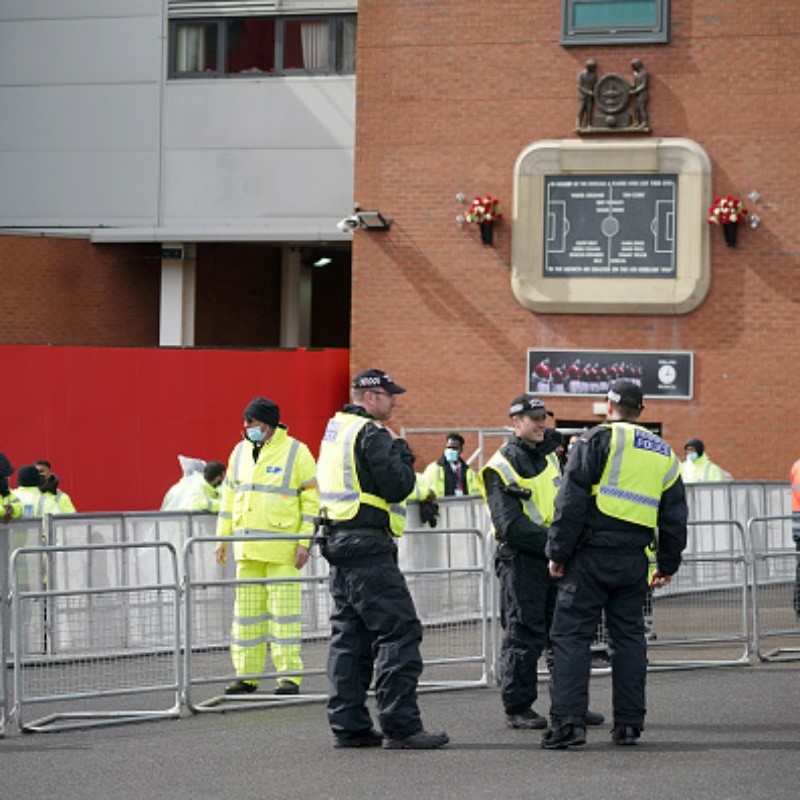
[549,546,648,727]
[495,548,551,715]
[327,555,424,740]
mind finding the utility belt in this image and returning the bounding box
[322,526,396,567]
[327,525,392,539]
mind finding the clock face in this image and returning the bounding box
[658,364,677,385]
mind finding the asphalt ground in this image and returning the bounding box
[2,661,799,800]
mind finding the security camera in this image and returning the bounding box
[336,216,359,233]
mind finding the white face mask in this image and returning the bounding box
[687,451,699,462]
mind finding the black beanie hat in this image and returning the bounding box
[18,465,42,488]
[685,438,705,457]
[243,397,280,427]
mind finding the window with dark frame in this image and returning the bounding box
[561,0,669,45]
[169,14,356,78]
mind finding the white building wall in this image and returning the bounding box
[0,0,356,236]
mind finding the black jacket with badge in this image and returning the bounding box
[546,421,687,575]
[483,427,562,558]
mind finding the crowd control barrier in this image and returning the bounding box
[748,514,800,662]
[9,540,182,733]
[0,481,795,735]
[183,524,490,714]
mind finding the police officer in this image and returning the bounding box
[316,368,449,750]
[481,395,603,730]
[542,380,688,749]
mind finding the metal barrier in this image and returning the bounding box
[10,541,182,732]
[0,482,794,735]
[748,514,800,662]
[183,525,490,713]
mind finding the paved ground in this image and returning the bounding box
[2,661,799,800]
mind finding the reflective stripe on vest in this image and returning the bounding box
[594,423,679,528]
[481,449,560,527]
[317,412,391,521]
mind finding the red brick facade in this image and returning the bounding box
[350,1,800,479]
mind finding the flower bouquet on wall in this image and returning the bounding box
[707,195,748,247]
[465,195,503,245]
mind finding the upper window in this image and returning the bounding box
[170,14,356,78]
[561,0,669,45]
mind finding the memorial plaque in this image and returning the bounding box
[543,174,677,278]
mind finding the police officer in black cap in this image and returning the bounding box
[316,368,449,750]
[481,395,604,730]
[542,380,688,749]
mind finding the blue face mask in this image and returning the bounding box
[444,447,460,463]
[687,451,699,462]
[245,425,267,443]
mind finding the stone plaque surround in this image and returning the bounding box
[512,138,711,314]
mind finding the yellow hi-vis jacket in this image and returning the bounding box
[480,450,561,530]
[317,411,406,537]
[2,491,22,520]
[161,472,220,513]
[593,423,681,529]
[12,486,60,518]
[216,426,319,565]
[421,459,482,497]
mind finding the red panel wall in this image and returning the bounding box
[0,345,350,512]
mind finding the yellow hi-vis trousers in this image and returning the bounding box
[230,559,304,683]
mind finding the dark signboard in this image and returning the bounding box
[527,349,693,400]
[543,174,677,278]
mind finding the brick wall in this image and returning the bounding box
[350,1,800,479]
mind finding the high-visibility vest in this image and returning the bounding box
[317,411,405,537]
[53,489,76,514]
[593,423,680,528]
[680,453,731,483]
[2,492,22,520]
[422,460,482,497]
[12,486,60,518]
[216,427,318,564]
[480,449,561,529]
[161,472,220,513]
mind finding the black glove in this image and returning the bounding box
[419,498,439,528]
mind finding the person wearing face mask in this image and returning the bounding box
[214,397,319,696]
[680,438,733,483]
[1,452,22,523]
[421,432,482,498]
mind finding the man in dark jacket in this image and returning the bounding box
[316,368,449,750]
[481,395,603,730]
[543,380,687,749]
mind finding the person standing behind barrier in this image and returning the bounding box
[542,380,688,749]
[34,459,77,513]
[791,458,800,621]
[13,465,60,518]
[162,458,225,513]
[481,395,604,731]
[317,368,449,750]
[422,432,481,498]
[680,439,732,483]
[1,452,22,522]
[214,397,319,696]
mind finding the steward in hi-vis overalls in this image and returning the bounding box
[215,397,318,696]
[316,368,448,750]
[544,380,687,750]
